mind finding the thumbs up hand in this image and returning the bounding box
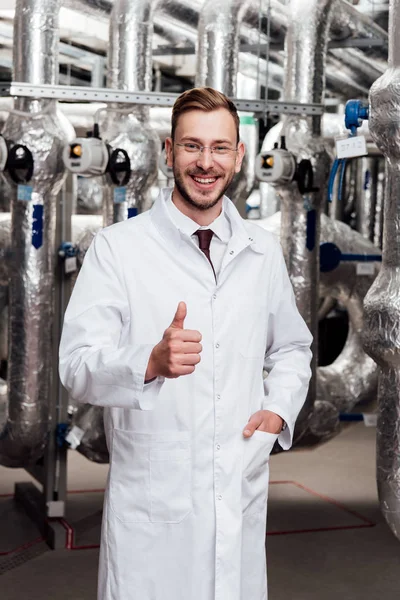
[145,302,203,381]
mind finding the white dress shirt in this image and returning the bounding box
[166,193,232,277]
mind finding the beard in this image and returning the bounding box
[173,164,235,212]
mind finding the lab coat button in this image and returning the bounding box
[216,444,221,450]
[217,494,222,501]
[229,250,234,255]
[216,394,221,400]
[216,343,220,348]
[213,294,217,299]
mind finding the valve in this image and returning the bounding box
[344,100,369,136]
[255,137,296,185]
[63,133,109,178]
[62,123,131,186]
[0,134,34,184]
[255,137,318,194]
[320,241,381,273]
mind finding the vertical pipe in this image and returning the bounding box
[277,0,335,438]
[102,0,160,226]
[0,0,69,466]
[363,0,400,540]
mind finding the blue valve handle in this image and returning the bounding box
[345,100,369,137]
[320,242,381,273]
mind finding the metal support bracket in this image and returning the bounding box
[0,82,324,116]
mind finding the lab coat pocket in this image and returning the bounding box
[242,431,278,517]
[150,446,192,523]
[109,429,192,524]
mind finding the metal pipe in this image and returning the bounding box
[0,0,70,467]
[276,0,335,441]
[62,0,384,99]
[195,0,253,211]
[363,0,400,541]
[258,210,380,443]
[101,0,160,225]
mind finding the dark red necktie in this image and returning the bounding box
[195,229,216,281]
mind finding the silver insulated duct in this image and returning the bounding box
[258,210,380,442]
[363,0,400,541]
[276,0,334,440]
[0,0,69,466]
[195,0,252,210]
[100,0,160,225]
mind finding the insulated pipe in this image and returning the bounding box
[276,0,335,440]
[101,0,160,225]
[62,0,384,100]
[363,0,400,541]
[195,0,252,209]
[0,0,70,467]
[196,0,249,96]
[258,210,380,442]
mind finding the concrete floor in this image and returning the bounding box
[1,421,399,599]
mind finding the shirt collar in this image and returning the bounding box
[166,192,231,243]
[150,188,265,255]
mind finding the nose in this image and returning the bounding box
[196,147,215,170]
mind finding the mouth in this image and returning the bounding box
[189,174,221,191]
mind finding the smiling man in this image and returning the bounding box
[59,87,312,600]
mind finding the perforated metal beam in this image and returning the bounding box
[1,82,324,116]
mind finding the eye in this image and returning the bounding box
[213,146,230,154]
[184,143,200,152]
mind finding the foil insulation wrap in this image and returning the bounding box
[364,49,400,538]
[101,112,160,224]
[102,0,160,224]
[258,211,380,443]
[376,370,400,539]
[0,106,69,467]
[196,0,249,96]
[279,0,336,437]
[77,176,103,214]
[0,0,71,466]
[195,0,251,210]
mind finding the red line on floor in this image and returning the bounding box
[58,517,100,551]
[0,536,44,556]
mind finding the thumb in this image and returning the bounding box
[170,301,187,329]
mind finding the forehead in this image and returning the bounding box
[174,108,237,143]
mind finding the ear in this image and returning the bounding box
[234,141,245,174]
[165,137,174,167]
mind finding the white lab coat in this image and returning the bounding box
[59,188,312,600]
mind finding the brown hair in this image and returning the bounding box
[171,87,240,143]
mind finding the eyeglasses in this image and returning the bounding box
[174,142,238,157]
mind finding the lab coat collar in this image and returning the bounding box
[150,188,265,255]
[165,194,231,243]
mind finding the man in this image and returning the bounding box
[59,87,312,600]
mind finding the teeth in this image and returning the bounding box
[193,177,217,184]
